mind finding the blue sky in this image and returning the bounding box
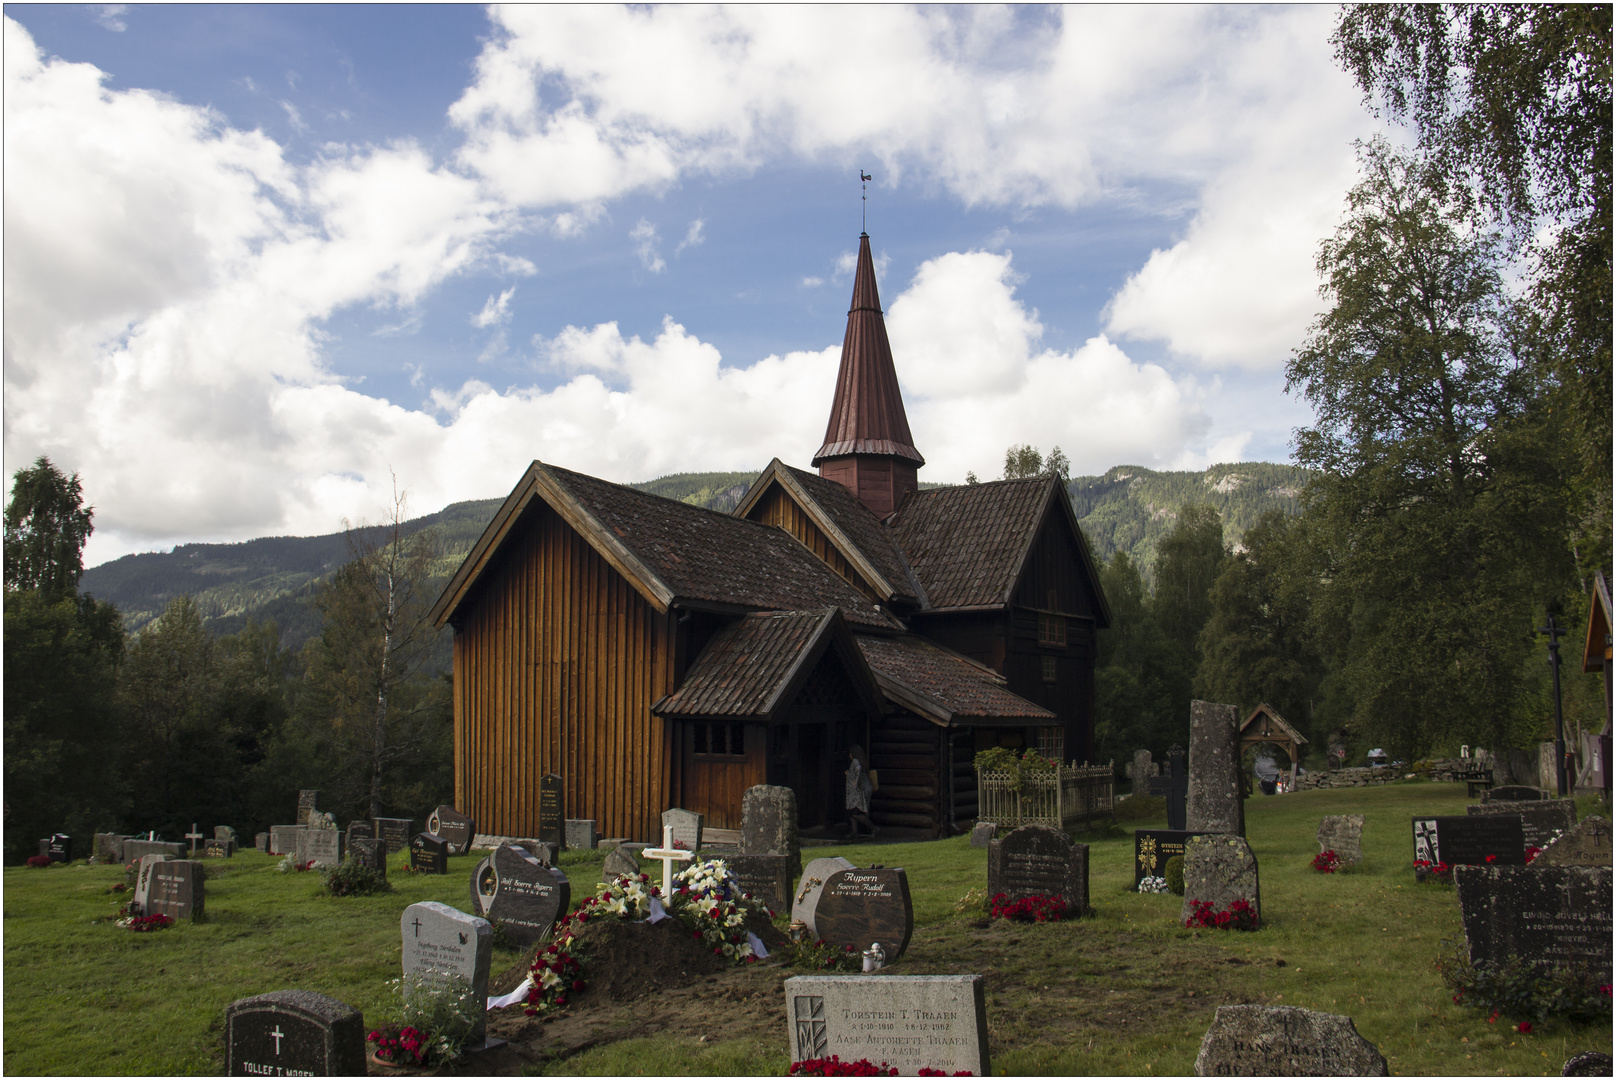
[3,5,1388,567]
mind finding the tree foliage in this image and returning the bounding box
[1001,444,1070,483]
[5,456,95,600]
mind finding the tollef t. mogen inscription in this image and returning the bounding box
[784,974,989,1076]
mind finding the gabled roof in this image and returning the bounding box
[888,476,1111,624]
[1583,571,1611,676]
[430,461,901,630]
[652,608,881,721]
[855,633,1055,728]
[1240,703,1308,746]
[813,233,923,467]
[735,458,923,608]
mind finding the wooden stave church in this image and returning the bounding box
[430,232,1112,842]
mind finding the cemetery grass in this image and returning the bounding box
[4,788,1610,1077]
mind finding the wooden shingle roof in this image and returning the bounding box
[888,477,1053,611]
[1240,703,1308,746]
[855,633,1055,727]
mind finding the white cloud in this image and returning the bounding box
[801,276,824,288]
[677,217,705,254]
[470,286,516,328]
[95,5,127,32]
[629,217,665,272]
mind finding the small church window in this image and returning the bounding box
[694,722,745,758]
[1038,612,1066,647]
[1041,654,1057,683]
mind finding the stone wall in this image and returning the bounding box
[1291,764,1405,791]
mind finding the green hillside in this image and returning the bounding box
[79,461,1312,649]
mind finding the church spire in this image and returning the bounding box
[813,233,924,517]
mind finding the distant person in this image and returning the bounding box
[845,745,878,838]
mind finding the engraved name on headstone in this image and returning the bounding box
[226,988,366,1077]
[1465,799,1578,851]
[1454,865,1612,982]
[410,832,450,875]
[1134,830,1211,888]
[401,901,493,1042]
[987,824,1089,911]
[427,805,476,855]
[813,867,914,961]
[373,817,414,855]
[793,856,857,939]
[1194,1005,1389,1076]
[468,842,570,947]
[538,774,564,850]
[784,974,989,1077]
[1411,816,1526,870]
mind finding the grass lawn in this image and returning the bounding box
[4,785,1610,1075]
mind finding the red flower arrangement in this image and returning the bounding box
[989,892,1067,923]
[26,855,52,868]
[1311,850,1341,874]
[1184,898,1258,931]
[125,912,174,932]
[1524,846,1542,864]
[790,1055,898,1076]
[1413,859,1452,883]
[1516,1021,1532,1034]
[367,1025,429,1066]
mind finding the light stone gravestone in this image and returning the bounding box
[1186,700,1244,836]
[269,825,306,857]
[427,805,477,855]
[564,819,598,851]
[94,833,128,864]
[741,785,800,866]
[1316,814,1365,865]
[596,836,629,850]
[185,824,206,856]
[662,807,703,851]
[1131,748,1155,789]
[297,789,320,826]
[793,856,856,938]
[214,825,237,843]
[1466,799,1578,850]
[520,839,557,865]
[1194,1005,1388,1076]
[254,832,270,853]
[987,824,1089,911]
[1533,815,1611,867]
[296,827,342,869]
[1454,865,1612,981]
[968,822,997,848]
[145,859,205,921]
[401,901,492,1041]
[601,844,640,884]
[469,842,571,946]
[1181,834,1261,928]
[813,867,914,961]
[785,974,989,1076]
[226,988,366,1077]
[123,838,183,862]
[132,853,174,912]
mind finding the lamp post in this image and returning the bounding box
[1538,614,1568,797]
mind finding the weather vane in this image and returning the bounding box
[861,171,872,233]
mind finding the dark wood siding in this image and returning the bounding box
[453,503,674,843]
[869,710,943,837]
[748,485,879,600]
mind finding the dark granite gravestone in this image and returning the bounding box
[1134,830,1211,888]
[1534,815,1611,867]
[792,856,857,938]
[1316,814,1365,865]
[727,853,796,914]
[601,844,640,884]
[401,901,492,1042]
[1482,785,1548,803]
[410,832,450,874]
[468,842,570,947]
[784,974,990,1076]
[1193,1005,1388,1076]
[564,819,598,851]
[813,866,914,961]
[1454,865,1612,981]
[204,839,234,859]
[145,859,205,921]
[1562,1051,1614,1076]
[987,824,1089,911]
[297,789,320,826]
[1166,743,1188,831]
[226,988,366,1077]
[538,774,564,849]
[1466,799,1578,850]
[427,805,476,855]
[269,825,305,857]
[1412,815,1526,871]
[1181,834,1260,928]
[350,837,386,877]
[741,785,800,866]
[1186,701,1243,836]
[254,832,269,853]
[46,834,72,863]
[296,828,342,869]
[662,807,703,851]
[373,817,413,854]
[969,821,997,848]
[344,819,374,853]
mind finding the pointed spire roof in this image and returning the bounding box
[812,234,925,467]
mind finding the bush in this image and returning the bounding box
[370,973,479,1066]
[1164,855,1185,895]
[25,855,51,868]
[320,858,390,897]
[1436,940,1612,1026]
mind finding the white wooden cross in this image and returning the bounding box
[642,824,695,900]
[185,824,205,856]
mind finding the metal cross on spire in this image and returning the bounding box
[860,171,872,233]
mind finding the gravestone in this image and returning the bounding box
[269,825,306,857]
[662,807,703,851]
[344,819,374,853]
[521,839,557,865]
[410,832,450,874]
[784,974,989,1076]
[145,859,205,921]
[596,836,629,850]
[813,866,914,961]
[1454,865,1612,981]
[297,789,320,826]
[296,828,342,869]
[727,853,796,914]
[1563,1051,1615,1076]
[254,832,269,853]
[987,824,1089,911]
[1533,815,1611,867]
[204,838,235,859]
[46,834,72,863]
[1186,701,1244,836]
[1193,1005,1388,1076]
[468,842,570,946]
[307,810,336,832]
[1412,816,1526,871]
[564,819,598,851]
[373,817,413,854]
[401,901,493,1042]
[1466,799,1578,850]
[1181,834,1261,928]
[122,838,184,862]
[214,825,237,843]
[1482,785,1547,803]
[741,785,800,866]
[350,837,386,877]
[538,774,564,849]
[226,988,366,1077]
[601,844,641,884]
[1166,743,1188,831]
[427,805,476,855]
[94,833,127,864]
[793,856,857,939]
[1131,749,1154,790]
[969,822,997,848]
[1316,815,1365,865]
[1133,830,1211,888]
[132,853,174,912]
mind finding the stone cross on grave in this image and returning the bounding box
[270,1025,285,1055]
[643,824,695,900]
[185,824,205,856]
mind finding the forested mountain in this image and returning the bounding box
[80,462,1312,649]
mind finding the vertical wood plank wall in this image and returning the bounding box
[453,504,673,842]
[749,486,879,600]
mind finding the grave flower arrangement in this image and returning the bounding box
[1184,898,1258,931]
[1413,859,1452,883]
[668,857,772,962]
[369,973,478,1066]
[116,909,174,932]
[276,854,315,873]
[989,892,1067,923]
[790,1054,899,1076]
[1137,876,1169,894]
[366,1025,429,1068]
[1311,849,1341,874]
[1436,939,1610,1027]
[25,855,52,868]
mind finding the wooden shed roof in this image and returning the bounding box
[1240,703,1308,746]
[855,632,1055,728]
[1583,571,1611,675]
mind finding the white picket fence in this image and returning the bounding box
[975,762,1115,829]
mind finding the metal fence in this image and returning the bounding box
[975,762,1115,829]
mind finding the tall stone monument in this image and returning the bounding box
[1186,700,1244,836]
